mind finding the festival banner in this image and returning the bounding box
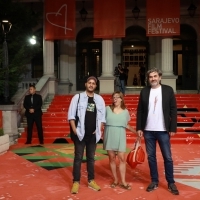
[94,0,125,38]
[45,0,75,40]
[146,0,180,36]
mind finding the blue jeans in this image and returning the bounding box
[120,80,125,95]
[73,135,96,182]
[143,131,175,184]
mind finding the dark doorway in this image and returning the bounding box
[173,24,197,90]
[76,27,102,90]
[76,43,102,90]
[122,26,149,86]
[182,41,197,90]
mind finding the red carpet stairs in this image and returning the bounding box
[18,94,200,144]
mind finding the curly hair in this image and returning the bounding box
[146,68,162,79]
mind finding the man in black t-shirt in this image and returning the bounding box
[84,96,97,141]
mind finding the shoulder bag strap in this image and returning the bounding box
[75,94,80,117]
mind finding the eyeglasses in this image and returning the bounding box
[112,96,121,100]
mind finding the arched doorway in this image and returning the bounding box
[173,24,197,90]
[122,26,149,86]
[76,27,102,90]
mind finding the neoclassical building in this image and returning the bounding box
[19,0,199,94]
[0,0,200,144]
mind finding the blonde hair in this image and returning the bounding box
[110,91,126,111]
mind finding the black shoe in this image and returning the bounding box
[168,183,179,195]
[146,182,158,192]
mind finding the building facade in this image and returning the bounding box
[27,0,200,93]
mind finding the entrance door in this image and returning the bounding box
[76,42,102,90]
[173,40,197,90]
[182,41,197,90]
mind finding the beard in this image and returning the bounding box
[86,86,95,92]
[150,80,159,87]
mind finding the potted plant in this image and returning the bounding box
[0,128,9,155]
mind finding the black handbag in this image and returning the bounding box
[69,94,80,141]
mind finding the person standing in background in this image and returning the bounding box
[23,84,44,144]
[118,63,126,95]
[114,66,121,91]
[124,66,129,86]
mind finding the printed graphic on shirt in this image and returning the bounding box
[153,96,158,114]
[87,103,95,112]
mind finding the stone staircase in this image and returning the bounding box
[17,94,200,144]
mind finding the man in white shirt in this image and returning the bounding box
[68,76,106,194]
[136,68,179,195]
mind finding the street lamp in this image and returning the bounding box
[29,36,37,45]
[1,18,13,104]
[79,1,88,21]
[187,1,197,18]
[132,0,140,20]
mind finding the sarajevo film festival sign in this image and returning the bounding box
[146,0,180,36]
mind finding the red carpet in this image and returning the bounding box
[0,143,199,199]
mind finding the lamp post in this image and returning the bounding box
[187,1,197,18]
[79,1,88,21]
[1,18,13,104]
[132,0,140,20]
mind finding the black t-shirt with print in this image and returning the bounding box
[84,97,97,140]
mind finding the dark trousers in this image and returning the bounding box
[73,134,96,182]
[26,115,43,144]
[144,131,175,184]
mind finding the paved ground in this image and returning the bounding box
[0,142,199,200]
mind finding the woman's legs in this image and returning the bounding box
[117,151,127,185]
[107,150,118,183]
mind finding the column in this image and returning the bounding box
[60,54,69,83]
[60,40,76,93]
[148,37,156,69]
[161,38,177,92]
[101,40,114,77]
[42,40,57,94]
[155,37,162,69]
[98,39,115,94]
[162,38,173,75]
[113,39,121,68]
[43,40,54,77]
[58,54,72,94]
